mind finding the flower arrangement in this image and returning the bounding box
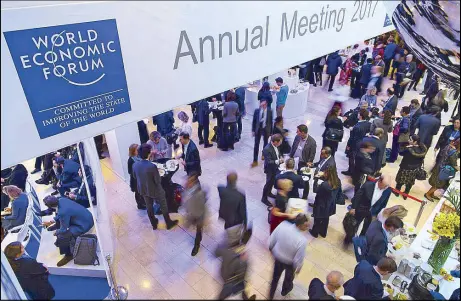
[432,212,460,239]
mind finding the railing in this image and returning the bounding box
[105,255,128,300]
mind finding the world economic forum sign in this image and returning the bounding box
[3,19,131,139]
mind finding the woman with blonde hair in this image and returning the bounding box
[127,144,146,210]
[270,179,297,233]
[377,205,408,224]
[1,185,28,231]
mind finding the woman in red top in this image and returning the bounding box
[269,179,297,233]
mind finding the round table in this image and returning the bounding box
[152,158,180,213]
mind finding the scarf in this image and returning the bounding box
[131,155,142,163]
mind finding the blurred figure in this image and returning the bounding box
[218,172,247,230]
[222,91,239,151]
[5,242,55,300]
[344,257,397,300]
[176,111,193,136]
[362,128,386,175]
[270,179,297,234]
[352,142,375,193]
[215,223,256,300]
[235,86,246,141]
[183,173,207,256]
[308,271,345,300]
[268,214,309,299]
[343,109,371,176]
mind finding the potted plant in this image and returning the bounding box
[442,188,460,215]
[428,212,460,273]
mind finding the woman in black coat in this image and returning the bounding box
[395,135,428,199]
[5,242,55,300]
[322,106,344,156]
[352,141,376,193]
[435,117,460,152]
[258,82,273,107]
[310,165,340,238]
[127,144,146,210]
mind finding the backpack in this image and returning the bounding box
[72,234,100,266]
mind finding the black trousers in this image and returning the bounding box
[253,128,269,162]
[355,209,372,237]
[315,71,323,86]
[143,195,172,228]
[218,281,250,300]
[325,74,336,90]
[34,156,43,170]
[195,223,203,247]
[222,122,237,149]
[383,58,392,77]
[408,70,424,91]
[94,135,104,156]
[237,116,243,139]
[198,122,210,144]
[347,150,356,173]
[262,172,276,201]
[269,259,295,300]
[134,191,146,208]
[311,217,330,237]
[297,161,310,199]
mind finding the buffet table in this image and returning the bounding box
[385,176,460,300]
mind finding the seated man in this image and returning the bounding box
[67,165,96,208]
[54,157,82,196]
[42,196,94,267]
[344,257,397,300]
[365,216,403,265]
[275,158,304,198]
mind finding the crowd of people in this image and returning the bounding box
[2,30,460,300]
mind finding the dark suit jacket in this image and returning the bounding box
[344,260,384,300]
[435,125,459,150]
[361,136,385,173]
[53,197,94,236]
[275,171,303,198]
[289,135,317,164]
[182,140,201,176]
[197,99,211,126]
[60,159,82,189]
[313,156,336,175]
[313,180,333,219]
[3,164,28,191]
[415,114,441,148]
[13,257,55,300]
[252,108,273,136]
[263,143,280,174]
[352,151,374,181]
[383,95,398,115]
[410,107,423,134]
[218,185,247,229]
[132,159,165,199]
[347,121,372,152]
[365,220,388,265]
[308,278,331,300]
[359,63,373,85]
[351,181,391,216]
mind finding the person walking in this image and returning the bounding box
[343,109,371,176]
[222,91,239,151]
[132,143,178,230]
[275,77,289,117]
[407,61,426,91]
[352,142,376,193]
[370,110,393,150]
[325,51,343,92]
[425,139,460,202]
[322,106,344,156]
[235,86,246,141]
[218,172,248,230]
[415,107,441,148]
[358,58,374,96]
[310,165,340,238]
[268,214,309,299]
[261,134,284,206]
[395,135,428,199]
[183,173,207,256]
[251,100,273,167]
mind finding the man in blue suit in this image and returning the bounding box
[196,99,213,148]
[381,88,398,116]
[42,195,94,267]
[344,257,397,300]
[359,58,373,96]
[365,216,403,265]
[383,38,397,77]
[179,132,202,176]
[308,271,344,300]
[152,110,175,137]
[54,157,81,196]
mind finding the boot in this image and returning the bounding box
[191,244,200,256]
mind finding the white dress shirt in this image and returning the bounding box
[371,184,386,207]
[324,285,336,298]
[272,143,280,165]
[269,221,308,271]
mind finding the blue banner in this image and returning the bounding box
[4,19,131,139]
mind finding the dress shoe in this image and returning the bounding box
[211,136,217,142]
[31,168,41,174]
[51,190,60,196]
[221,148,229,151]
[412,88,417,91]
[35,179,49,185]
[199,140,204,145]
[432,195,441,201]
[313,83,317,87]
[166,220,179,230]
[261,199,272,207]
[152,223,158,230]
[419,92,426,95]
[328,89,333,92]
[137,205,147,210]
[320,233,327,238]
[281,287,293,296]
[229,146,234,150]
[57,255,73,267]
[204,143,213,148]
[309,229,318,238]
[341,171,351,176]
[191,245,200,256]
[251,162,258,168]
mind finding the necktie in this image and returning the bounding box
[260,110,265,128]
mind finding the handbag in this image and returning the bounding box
[439,165,456,181]
[54,230,74,249]
[415,163,428,181]
[324,128,344,142]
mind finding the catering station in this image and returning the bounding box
[245,68,310,119]
[384,175,460,300]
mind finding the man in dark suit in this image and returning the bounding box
[365,216,403,265]
[179,132,202,176]
[344,257,397,300]
[275,158,303,198]
[361,128,386,175]
[262,134,284,206]
[289,124,317,199]
[54,157,82,196]
[350,175,392,236]
[196,99,213,148]
[409,99,423,135]
[251,100,273,167]
[308,271,345,300]
[381,88,398,116]
[352,142,375,193]
[152,110,175,137]
[415,107,441,148]
[218,172,247,229]
[343,109,371,176]
[359,58,373,96]
[133,144,178,230]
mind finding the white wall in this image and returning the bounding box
[1,1,394,169]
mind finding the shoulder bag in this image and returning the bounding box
[415,162,428,181]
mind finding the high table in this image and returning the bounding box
[386,176,460,299]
